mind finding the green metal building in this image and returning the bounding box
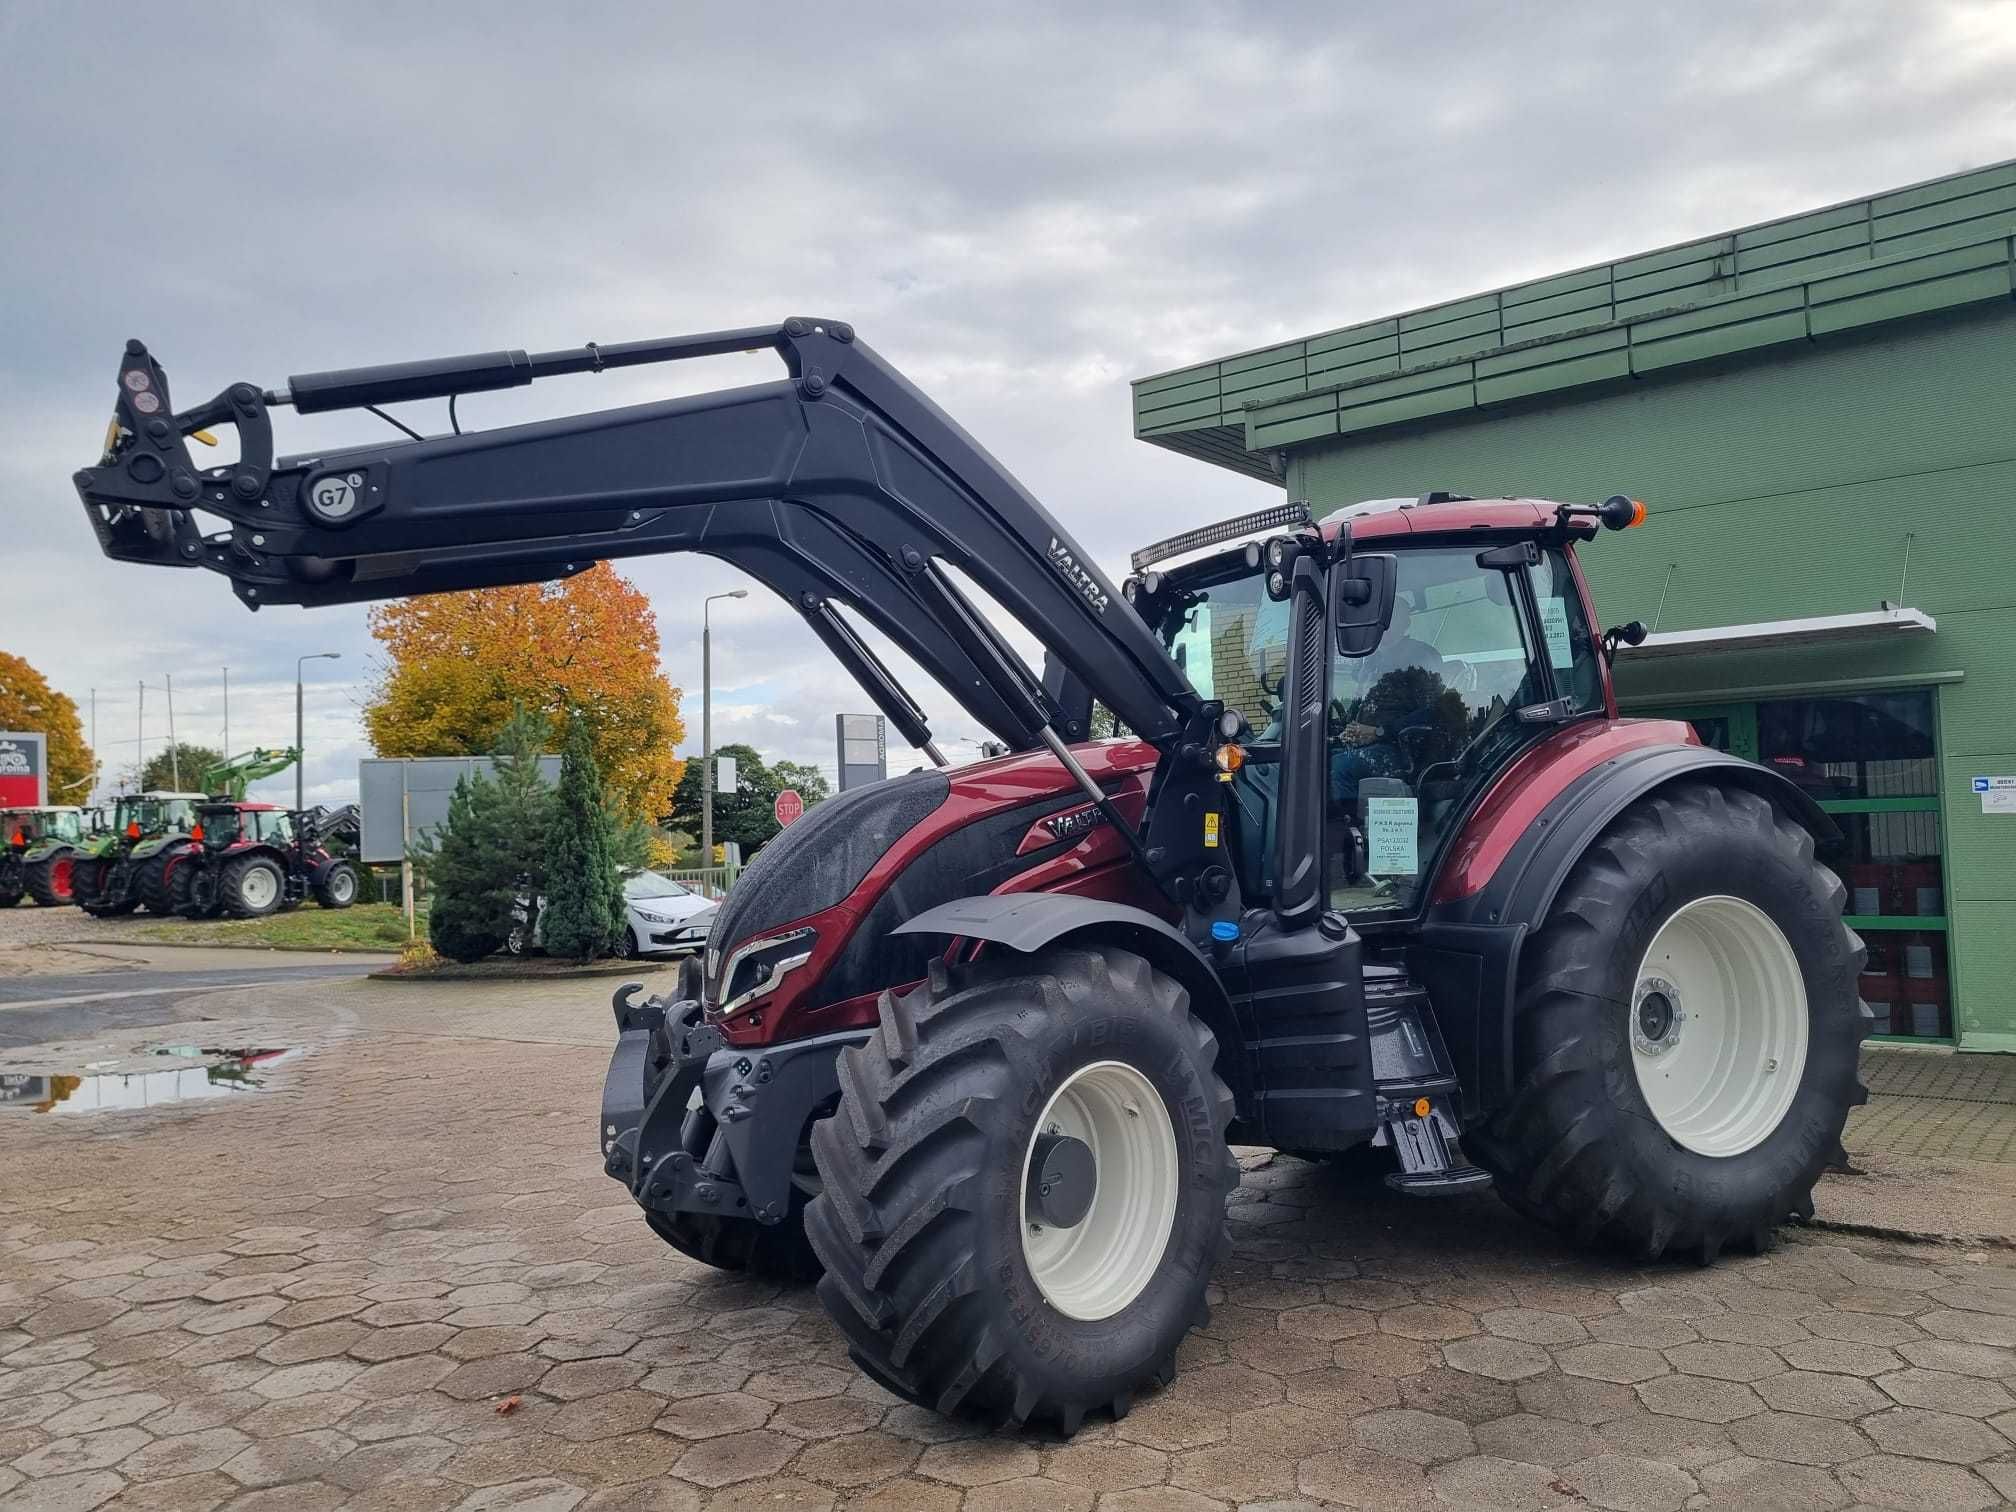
[1133,160,2016,1052]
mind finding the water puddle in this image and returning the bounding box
[0,1044,299,1114]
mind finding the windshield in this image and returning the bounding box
[1327,543,1600,919]
[623,872,692,901]
[1137,540,1603,921]
[202,809,242,847]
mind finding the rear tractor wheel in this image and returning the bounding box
[805,944,1237,1433]
[314,860,360,909]
[25,850,77,906]
[221,855,286,919]
[1469,781,1867,1264]
[136,852,180,914]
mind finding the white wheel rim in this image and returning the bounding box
[241,867,278,909]
[1019,1060,1179,1321]
[328,869,355,902]
[1631,896,1808,1158]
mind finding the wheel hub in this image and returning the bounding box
[1632,975,1685,1057]
[1026,1132,1096,1228]
[1019,1060,1180,1322]
[1629,896,1809,1158]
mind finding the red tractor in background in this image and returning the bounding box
[171,801,362,918]
[77,321,1867,1434]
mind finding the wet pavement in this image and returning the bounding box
[1,957,2014,1510]
[0,953,382,1051]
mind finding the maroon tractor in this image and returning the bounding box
[77,322,1866,1433]
[172,802,362,919]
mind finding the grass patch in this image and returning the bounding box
[132,902,418,952]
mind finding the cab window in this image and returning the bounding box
[258,812,294,845]
[1326,544,1602,919]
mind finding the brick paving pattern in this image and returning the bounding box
[1,986,2014,1509]
[1851,1047,2016,1164]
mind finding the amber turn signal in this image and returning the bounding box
[1413,1096,1432,1119]
[1214,744,1245,774]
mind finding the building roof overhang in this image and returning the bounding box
[1618,607,1936,661]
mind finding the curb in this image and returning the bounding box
[59,937,402,957]
[367,959,669,983]
[1802,1215,2016,1251]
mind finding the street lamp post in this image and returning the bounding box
[296,652,341,811]
[701,590,748,878]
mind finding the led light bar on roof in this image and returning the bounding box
[1130,501,1313,573]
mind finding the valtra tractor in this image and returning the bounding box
[76,322,1866,1432]
[0,808,92,906]
[71,791,203,915]
[171,800,361,918]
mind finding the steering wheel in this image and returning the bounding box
[1449,657,1479,693]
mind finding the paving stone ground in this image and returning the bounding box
[1853,1047,2016,1164]
[2,968,2015,1510]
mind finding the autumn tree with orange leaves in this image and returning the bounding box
[363,564,685,824]
[0,653,95,800]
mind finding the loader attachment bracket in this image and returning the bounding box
[77,340,275,578]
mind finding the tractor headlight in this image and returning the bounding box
[713,926,816,1018]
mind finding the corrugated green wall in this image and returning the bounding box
[1288,303,2016,1049]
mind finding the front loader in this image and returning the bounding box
[76,321,1867,1432]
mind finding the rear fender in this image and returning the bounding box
[894,893,1247,1112]
[1416,743,1837,1117]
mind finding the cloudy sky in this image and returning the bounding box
[3,2,2012,807]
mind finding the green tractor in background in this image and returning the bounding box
[72,792,206,915]
[0,808,97,906]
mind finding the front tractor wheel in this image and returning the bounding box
[314,860,360,909]
[1470,781,1868,1263]
[805,945,1236,1434]
[221,855,286,918]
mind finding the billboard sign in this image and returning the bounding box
[835,713,886,791]
[358,755,561,864]
[0,732,47,809]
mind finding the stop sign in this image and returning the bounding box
[773,788,805,827]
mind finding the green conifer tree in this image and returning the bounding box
[542,710,625,960]
[424,771,512,962]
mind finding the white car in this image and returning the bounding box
[509,871,718,959]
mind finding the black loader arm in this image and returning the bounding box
[74,322,1199,757]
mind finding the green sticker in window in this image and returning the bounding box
[1365,796,1418,875]
[1539,598,1573,669]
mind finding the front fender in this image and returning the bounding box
[895,893,1245,1106]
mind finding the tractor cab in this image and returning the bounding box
[193,802,291,851]
[115,792,204,843]
[1126,495,1617,928]
[5,808,87,850]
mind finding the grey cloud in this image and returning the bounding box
[4,1,2011,803]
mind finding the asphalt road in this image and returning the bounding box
[0,958,382,1049]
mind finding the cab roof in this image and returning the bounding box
[1318,495,1559,542]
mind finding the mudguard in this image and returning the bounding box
[1416,742,1838,1117]
[894,893,1241,1095]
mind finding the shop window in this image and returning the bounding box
[1756,690,1936,800]
[1646,687,1951,1042]
[1857,930,1951,1041]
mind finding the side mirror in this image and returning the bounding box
[1332,552,1397,658]
[1602,620,1648,658]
